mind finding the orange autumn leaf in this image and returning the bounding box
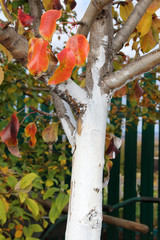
[25,122,37,147]
[27,38,49,76]
[39,10,62,41]
[147,0,160,14]
[66,34,89,66]
[28,37,38,61]
[114,85,126,98]
[48,48,76,85]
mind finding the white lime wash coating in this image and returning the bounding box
[65,37,110,240]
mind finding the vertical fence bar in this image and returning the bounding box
[106,98,121,240]
[140,122,154,240]
[158,120,160,239]
[123,99,137,240]
[140,72,155,240]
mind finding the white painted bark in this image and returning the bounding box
[65,38,110,240]
[65,96,109,240]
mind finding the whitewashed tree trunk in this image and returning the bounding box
[65,95,109,240]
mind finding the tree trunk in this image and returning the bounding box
[65,92,109,240]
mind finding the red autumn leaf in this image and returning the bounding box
[48,48,76,85]
[0,113,19,146]
[25,122,37,147]
[39,10,62,41]
[0,113,21,158]
[64,0,77,10]
[134,81,144,101]
[66,34,89,66]
[18,9,34,27]
[27,38,49,76]
[105,133,121,159]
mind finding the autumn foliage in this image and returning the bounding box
[27,10,89,84]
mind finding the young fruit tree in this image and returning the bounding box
[0,0,160,239]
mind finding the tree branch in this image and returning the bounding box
[49,91,76,148]
[113,0,153,53]
[0,26,28,65]
[51,79,89,105]
[86,4,113,92]
[28,0,42,37]
[101,48,160,93]
[77,0,113,37]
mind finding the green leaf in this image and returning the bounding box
[43,219,48,228]
[7,176,18,188]
[49,193,69,223]
[20,173,38,189]
[30,224,43,232]
[0,199,6,225]
[43,187,60,200]
[25,198,39,216]
[0,235,6,240]
[19,192,27,203]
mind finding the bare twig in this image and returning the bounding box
[30,107,57,117]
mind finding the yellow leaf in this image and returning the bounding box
[147,0,160,14]
[0,44,13,63]
[15,230,23,238]
[0,0,13,22]
[0,67,4,85]
[18,21,25,35]
[151,21,159,43]
[45,179,53,187]
[140,29,156,53]
[120,2,133,21]
[136,13,152,38]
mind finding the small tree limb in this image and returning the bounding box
[28,0,42,37]
[49,91,76,148]
[101,48,160,93]
[77,0,113,37]
[0,26,28,65]
[113,0,153,53]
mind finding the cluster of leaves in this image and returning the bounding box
[0,60,71,239]
[113,0,160,53]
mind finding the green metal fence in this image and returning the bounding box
[106,73,159,240]
[39,73,159,240]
